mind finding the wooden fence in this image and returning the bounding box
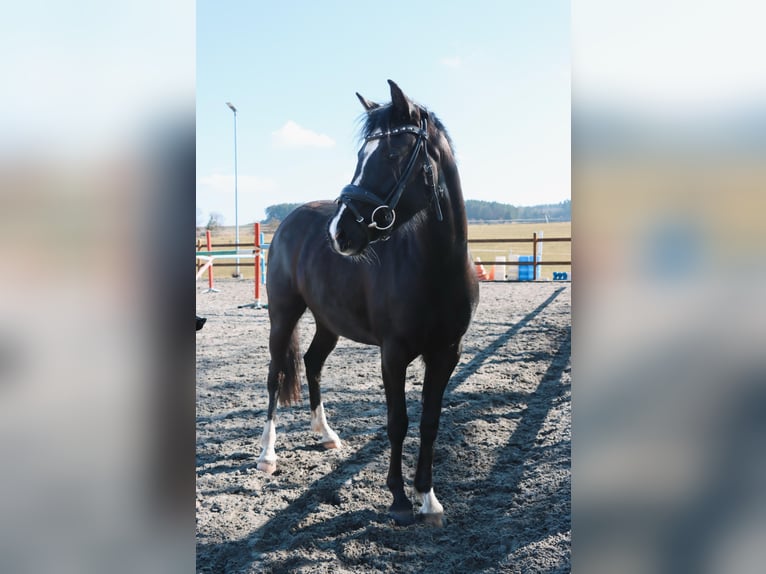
[197,231,571,281]
[468,232,571,279]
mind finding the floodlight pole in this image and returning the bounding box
[226,101,240,277]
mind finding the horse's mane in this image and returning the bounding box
[356,104,455,154]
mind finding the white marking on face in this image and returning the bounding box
[258,419,277,464]
[352,138,379,185]
[311,403,342,447]
[419,488,444,515]
[330,139,381,255]
[329,203,346,252]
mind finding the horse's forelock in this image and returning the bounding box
[356,104,454,154]
[357,105,392,142]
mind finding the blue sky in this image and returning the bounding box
[197,0,570,225]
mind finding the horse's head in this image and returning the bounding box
[329,80,447,256]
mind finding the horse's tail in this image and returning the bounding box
[278,328,302,406]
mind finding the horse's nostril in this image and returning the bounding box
[334,229,347,250]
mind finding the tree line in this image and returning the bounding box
[464,199,570,222]
[259,199,570,225]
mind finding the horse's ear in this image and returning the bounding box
[388,79,417,122]
[356,92,380,112]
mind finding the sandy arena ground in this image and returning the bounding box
[196,279,571,573]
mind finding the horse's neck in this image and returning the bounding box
[413,162,469,284]
[432,157,469,251]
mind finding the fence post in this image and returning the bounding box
[532,232,538,281]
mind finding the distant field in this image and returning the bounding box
[197,220,571,281]
[467,221,571,280]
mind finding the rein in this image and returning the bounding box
[338,116,444,240]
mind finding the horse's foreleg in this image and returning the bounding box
[415,343,461,523]
[381,341,414,525]
[305,323,341,449]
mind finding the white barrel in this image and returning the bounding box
[494,256,507,281]
[507,251,518,280]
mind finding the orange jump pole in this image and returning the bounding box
[238,222,264,309]
[204,229,219,293]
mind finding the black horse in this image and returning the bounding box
[257,80,479,525]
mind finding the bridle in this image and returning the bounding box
[337,116,444,241]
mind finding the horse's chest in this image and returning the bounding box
[388,284,474,345]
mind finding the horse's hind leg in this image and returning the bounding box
[304,321,341,449]
[256,297,306,474]
[415,343,461,524]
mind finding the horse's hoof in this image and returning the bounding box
[389,509,416,526]
[322,440,341,450]
[256,461,277,474]
[418,513,445,527]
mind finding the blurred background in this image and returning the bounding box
[574,1,766,572]
[1,1,764,573]
[0,1,194,572]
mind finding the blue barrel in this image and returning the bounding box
[518,255,541,281]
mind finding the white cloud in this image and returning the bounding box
[271,120,335,149]
[440,56,463,69]
[197,174,277,195]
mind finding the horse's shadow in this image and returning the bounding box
[197,288,571,572]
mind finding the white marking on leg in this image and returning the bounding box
[419,488,444,515]
[311,403,342,449]
[257,419,277,464]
